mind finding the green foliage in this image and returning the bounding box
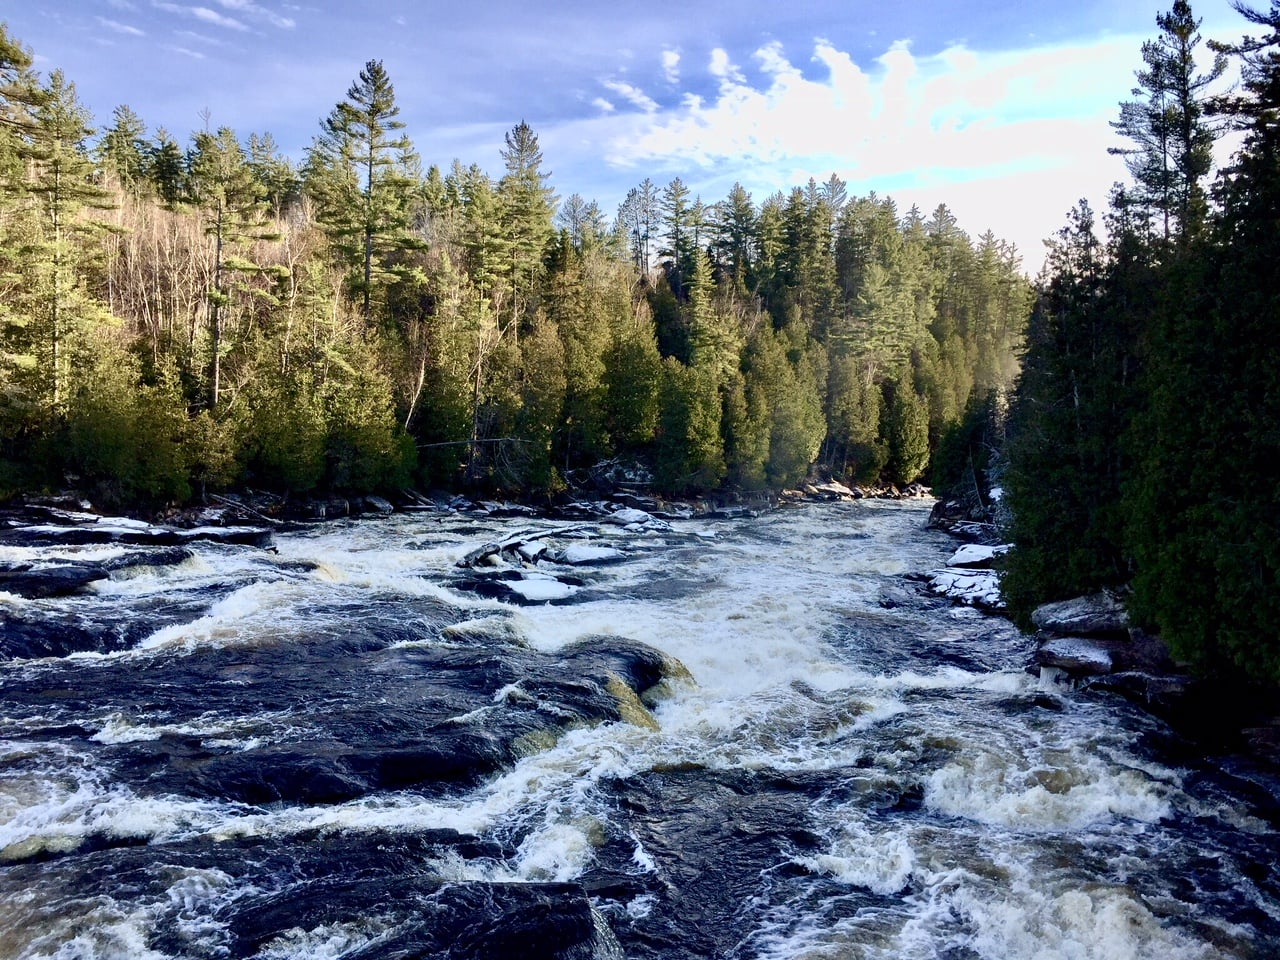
[654,359,725,495]
[0,21,1033,510]
[930,390,1003,501]
[236,369,327,494]
[63,339,191,506]
[884,365,930,486]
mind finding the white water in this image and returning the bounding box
[0,501,1274,959]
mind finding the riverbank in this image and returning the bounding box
[925,493,1280,825]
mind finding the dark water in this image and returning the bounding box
[1,501,1276,959]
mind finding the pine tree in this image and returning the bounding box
[498,120,556,333]
[97,104,147,192]
[9,70,115,415]
[187,126,275,410]
[306,59,420,320]
[1109,0,1225,240]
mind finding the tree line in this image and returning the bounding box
[0,24,1030,507]
[998,0,1280,685]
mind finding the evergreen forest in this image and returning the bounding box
[0,25,1030,508]
[998,0,1280,686]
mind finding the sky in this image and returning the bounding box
[1,0,1254,274]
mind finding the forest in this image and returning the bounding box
[0,22,1029,508]
[998,0,1280,685]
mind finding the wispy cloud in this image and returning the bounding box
[152,2,250,32]
[166,45,208,59]
[592,97,615,113]
[212,0,296,30]
[96,16,146,37]
[173,28,227,46]
[601,79,658,114]
[107,0,139,9]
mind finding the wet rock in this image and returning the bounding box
[1036,636,1114,675]
[702,505,758,520]
[928,568,1003,610]
[102,546,196,573]
[0,562,107,598]
[1031,592,1128,637]
[0,519,272,549]
[555,544,626,565]
[945,543,1010,568]
[0,613,109,659]
[803,480,858,501]
[353,495,395,515]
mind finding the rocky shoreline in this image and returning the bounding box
[925,495,1280,824]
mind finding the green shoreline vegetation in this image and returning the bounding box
[0,27,1029,512]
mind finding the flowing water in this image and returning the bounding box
[1,500,1277,959]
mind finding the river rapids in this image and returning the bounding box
[0,500,1277,959]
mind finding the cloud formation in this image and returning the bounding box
[96,17,146,37]
[580,36,1141,269]
[212,0,296,30]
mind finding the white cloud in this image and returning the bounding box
[174,28,226,46]
[602,79,658,114]
[96,16,146,37]
[192,6,249,30]
[662,48,680,85]
[166,45,207,59]
[213,0,296,29]
[709,47,746,87]
[107,0,139,9]
[591,34,1153,271]
[593,97,615,113]
[152,2,249,31]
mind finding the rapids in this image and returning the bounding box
[0,500,1276,959]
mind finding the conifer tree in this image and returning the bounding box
[1109,0,1225,239]
[187,126,275,409]
[498,120,555,332]
[97,105,147,192]
[306,59,419,320]
[10,70,114,414]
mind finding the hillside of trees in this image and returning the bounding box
[0,25,1030,508]
[999,0,1280,685]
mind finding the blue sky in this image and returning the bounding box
[3,1,1252,272]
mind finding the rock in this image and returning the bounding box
[0,519,272,549]
[556,544,625,565]
[517,540,549,562]
[702,505,757,520]
[946,543,1010,568]
[1031,592,1129,637]
[356,495,395,515]
[102,547,196,574]
[1036,636,1114,675]
[803,480,857,501]
[928,568,1004,610]
[0,563,108,599]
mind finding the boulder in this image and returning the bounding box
[945,543,1010,568]
[1031,592,1128,637]
[1036,637,1114,675]
[0,562,107,599]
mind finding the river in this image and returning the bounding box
[0,499,1276,959]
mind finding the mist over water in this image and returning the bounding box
[1,501,1276,958]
